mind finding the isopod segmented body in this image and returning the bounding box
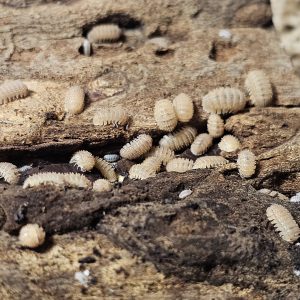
[245,70,273,107]
[266,204,300,243]
[147,146,175,166]
[87,24,122,43]
[64,86,85,115]
[93,107,128,126]
[70,150,95,172]
[207,114,224,138]
[129,157,161,180]
[172,93,194,122]
[237,149,256,178]
[218,135,241,152]
[190,133,213,156]
[93,179,113,192]
[166,158,194,173]
[202,87,246,114]
[154,99,177,132]
[19,224,46,248]
[0,80,29,105]
[193,156,228,169]
[159,126,197,151]
[94,157,118,182]
[120,134,153,160]
[0,162,20,184]
[103,154,120,163]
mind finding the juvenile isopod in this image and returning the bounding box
[166,158,194,173]
[202,87,246,114]
[103,154,120,163]
[93,179,113,192]
[0,80,29,105]
[266,204,300,243]
[207,114,224,138]
[179,189,193,199]
[82,39,92,56]
[218,135,241,152]
[129,157,161,180]
[290,194,300,203]
[237,149,256,178]
[64,86,85,115]
[154,99,177,132]
[94,157,118,182]
[193,156,228,169]
[0,162,20,184]
[93,107,129,127]
[70,150,95,172]
[190,133,213,156]
[245,70,273,107]
[120,134,153,160]
[19,224,46,248]
[87,24,122,43]
[159,126,197,151]
[146,146,175,166]
[172,93,194,122]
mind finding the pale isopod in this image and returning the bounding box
[87,24,122,43]
[218,135,241,152]
[94,157,118,182]
[172,93,194,122]
[146,146,175,166]
[179,189,193,199]
[64,86,85,115]
[193,156,228,169]
[93,179,113,192]
[266,204,300,243]
[19,224,46,248]
[70,150,95,172]
[166,158,194,173]
[190,133,213,156]
[0,80,29,105]
[103,154,120,163]
[82,39,91,56]
[202,87,246,114]
[93,107,128,127]
[0,162,20,184]
[154,99,177,132]
[245,70,273,107]
[207,114,224,138]
[237,149,256,178]
[290,194,300,203]
[129,157,161,180]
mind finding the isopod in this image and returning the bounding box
[103,154,120,163]
[218,135,241,152]
[0,162,20,184]
[70,150,95,172]
[154,99,177,132]
[190,133,213,156]
[82,39,92,56]
[0,80,29,105]
[290,194,300,203]
[237,149,256,178]
[193,156,228,169]
[202,87,246,114]
[19,223,46,248]
[179,189,193,199]
[64,86,85,115]
[172,93,194,122]
[87,24,122,43]
[94,157,118,182]
[93,179,113,192]
[266,204,300,243]
[166,158,194,173]
[120,134,153,160]
[129,157,161,180]
[245,70,273,107]
[93,107,129,127]
[207,114,224,138]
[147,146,175,166]
[159,126,197,151]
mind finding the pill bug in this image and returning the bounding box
[146,146,175,166]
[245,70,273,107]
[93,179,113,192]
[0,80,29,105]
[207,114,224,138]
[129,157,161,180]
[266,204,300,243]
[154,99,177,132]
[159,126,197,151]
[218,135,241,152]
[172,93,194,123]
[179,189,193,199]
[103,154,120,163]
[120,134,153,160]
[82,39,92,56]
[70,150,95,172]
[166,158,194,173]
[93,107,129,127]
[193,156,229,169]
[237,149,256,178]
[190,133,213,156]
[0,162,20,184]
[94,157,118,182]
[19,224,46,248]
[64,86,85,115]
[202,87,246,114]
[258,188,289,201]
[87,24,122,43]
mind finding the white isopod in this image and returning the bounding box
[237,149,256,178]
[190,133,213,156]
[146,146,175,166]
[93,179,113,192]
[0,80,29,105]
[19,224,46,248]
[193,156,228,169]
[172,93,194,122]
[70,150,95,172]
[207,114,224,138]
[0,162,20,184]
[94,157,118,182]
[82,39,92,56]
[103,154,120,163]
[64,86,85,115]
[218,135,241,152]
[154,99,178,132]
[166,158,194,173]
[93,107,129,127]
[87,24,122,43]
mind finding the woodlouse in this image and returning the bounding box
[64,86,85,115]
[266,204,300,243]
[93,179,113,192]
[0,162,20,184]
[202,87,246,114]
[218,135,241,152]
[154,99,178,132]
[19,224,46,248]
[70,150,95,172]
[94,157,118,182]
[120,134,153,160]
[93,107,129,127]
[0,80,29,105]
[207,114,224,138]
[103,154,120,163]
[159,126,197,151]
[147,146,175,166]
[83,39,91,56]
[172,93,194,123]
[237,149,256,178]
[129,157,161,180]
[166,158,194,173]
[245,70,273,107]
[179,189,193,199]
[87,24,122,43]
[190,133,213,156]
[193,156,228,169]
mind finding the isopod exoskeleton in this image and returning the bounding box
[190,133,213,156]
[166,158,194,173]
[94,157,118,182]
[154,99,177,132]
[193,156,228,169]
[207,114,224,138]
[70,150,95,172]
[202,87,246,114]
[0,162,20,184]
[218,135,241,152]
[146,146,175,166]
[64,86,85,115]
[245,70,273,107]
[93,107,129,127]
[19,224,46,248]
[103,154,120,163]
[237,149,256,178]
[266,204,300,243]
[87,24,122,43]
[93,179,113,192]
[0,80,29,105]
[129,157,161,180]
[120,134,153,160]
[172,93,194,122]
